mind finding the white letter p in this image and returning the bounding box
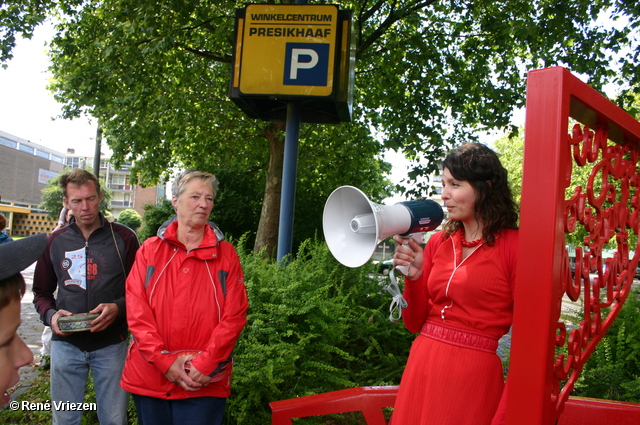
[289,49,319,80]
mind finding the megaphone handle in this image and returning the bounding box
[386,269,408,323]
[395,263,410,275]
[394,232,425,276]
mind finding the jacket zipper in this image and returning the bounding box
[84,240,89,311]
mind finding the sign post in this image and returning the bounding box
[230,3,355,260]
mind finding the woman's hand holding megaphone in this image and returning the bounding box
[393,235,424,280]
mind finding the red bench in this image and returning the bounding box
[270,386,640,425]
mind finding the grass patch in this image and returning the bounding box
[1,371,52,424]
[0,370,137,425]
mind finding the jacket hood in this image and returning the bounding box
[157,215,225,242]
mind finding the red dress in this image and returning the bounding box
[391,229,518,425]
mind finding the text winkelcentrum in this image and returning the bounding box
[248,13,333,38]
[250,14,333,22]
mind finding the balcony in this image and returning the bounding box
[110,200,131,207]
[109,184,132,191]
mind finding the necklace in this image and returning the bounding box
[461,238,483,247]
[460,229,483,247]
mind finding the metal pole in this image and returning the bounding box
[274,0,308,263]
[93,125,102,178]
[277,102,301,263]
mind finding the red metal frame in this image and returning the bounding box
[269,67,640,424]
[508,66,640,424]
[270,386,397,425]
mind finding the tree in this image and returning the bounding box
[39,168,113,219]
[5,0,640,256]
[0,0,56,62]
[137,199,174,242]
[117,208,142,230]
[493,132,524,209]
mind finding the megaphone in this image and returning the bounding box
[322,186,444,269]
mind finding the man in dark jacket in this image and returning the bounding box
[33,168,140,425]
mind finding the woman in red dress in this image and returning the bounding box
[391,143,519,425]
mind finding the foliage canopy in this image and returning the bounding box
[5,0,640,253]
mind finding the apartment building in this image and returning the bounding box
[64,152,166,219]
[0,129,165,236]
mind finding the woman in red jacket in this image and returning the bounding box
[121,170,249,425]
[391,143,519,425]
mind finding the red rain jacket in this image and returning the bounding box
[120,219,248,399]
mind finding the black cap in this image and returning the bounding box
[0,233,47,280]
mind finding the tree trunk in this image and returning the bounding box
[253,122,285,257]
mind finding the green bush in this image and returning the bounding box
[226,236,412,424]
[137,200,174,242]
[117,209,142,231]
[572,288,640,402]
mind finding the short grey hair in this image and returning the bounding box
[171,169,219,200]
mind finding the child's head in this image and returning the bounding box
[0,272,25,310]
[0,234,47,402]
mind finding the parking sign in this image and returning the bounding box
[236,4,339,96]
[283,43,330,86]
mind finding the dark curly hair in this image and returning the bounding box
[441,143,518,245]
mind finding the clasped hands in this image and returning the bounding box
[164,354,212,392]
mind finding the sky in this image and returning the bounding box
[0,21,98,157]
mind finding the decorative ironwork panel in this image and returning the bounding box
[555,123,639,411]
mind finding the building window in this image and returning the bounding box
[51,155,64,164]
[36,149,49,159]
[19,144,34,155]
[117,161,132,171]
[65,157,80,168]
[0,136,17,149]
[111,174,127,185]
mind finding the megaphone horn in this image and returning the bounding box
[322,186,444,268]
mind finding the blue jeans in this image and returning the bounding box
[133,394,226,425]
[50,340,128,425]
